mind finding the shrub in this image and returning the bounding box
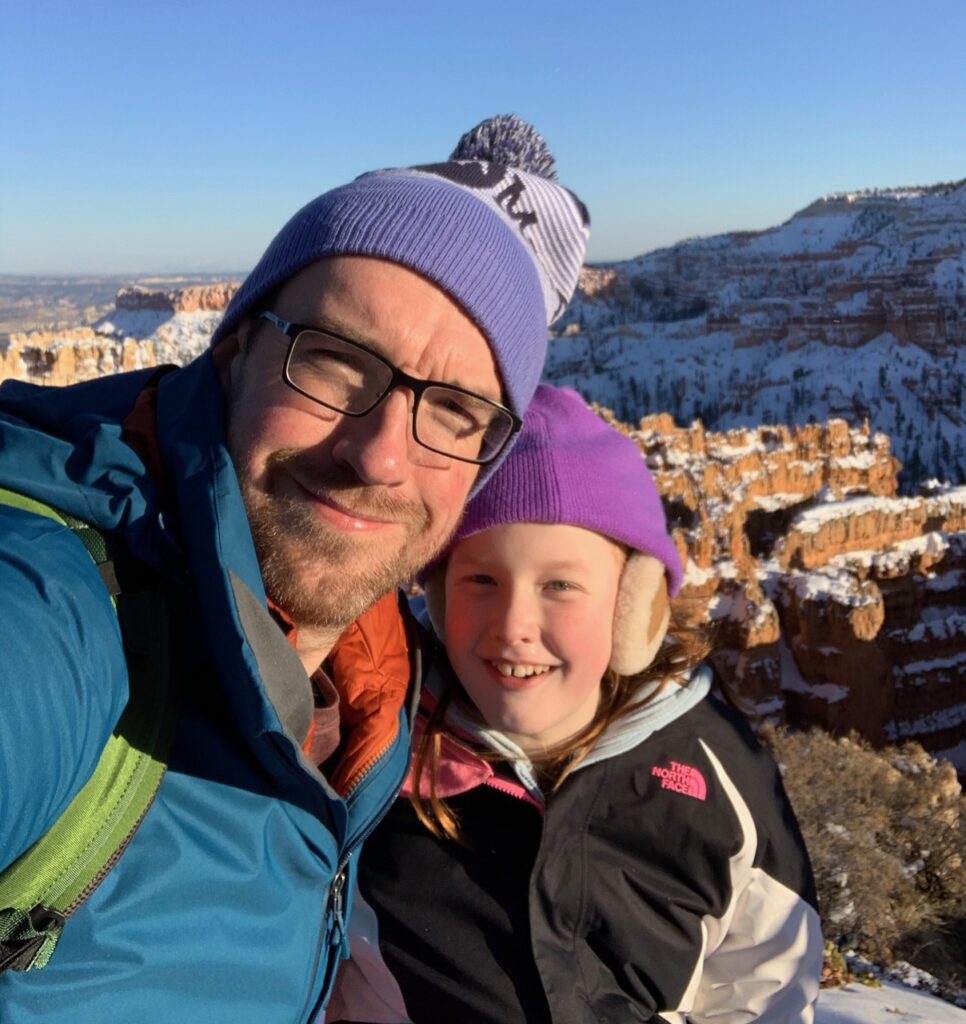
[760,725,966,980]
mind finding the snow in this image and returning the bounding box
[683,559,711,586]
[900,607,966,644]
[933,256,966,297]
[834,290,871,315]
[899,651,966,677]
[886,701,966,740]
[926,568,966,592]
[826,530,952,576]
[926,487,966,515]
[754,695,785,718]
[747,211,857,256]
[549,317,966,485]
[709,438,762,459]
[548,182,966,488]
[779,639,850,703]
[791,495,921,534]
[829,452,878,471]
[783,566,878,607]
[661,445,693,468]
[754,492,807,511]
[933,738,966,774]
[816,979,966,1022]
[90,308,221,365]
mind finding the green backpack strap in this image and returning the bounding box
[0,488,177,973]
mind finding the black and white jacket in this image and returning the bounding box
[326,665,823,1024]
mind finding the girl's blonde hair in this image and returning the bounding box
[410,605,711,843]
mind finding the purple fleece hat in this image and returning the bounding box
[211,115,590,473]
[429,384,684,595]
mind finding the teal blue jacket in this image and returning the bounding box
[0,353,418,1022]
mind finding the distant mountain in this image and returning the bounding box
[0,273,238,337]
[545,179,966,488]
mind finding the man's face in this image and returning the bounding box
[223,255,500,633]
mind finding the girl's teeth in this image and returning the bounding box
[493,662,550,678]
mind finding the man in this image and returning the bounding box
[0,115,589,1021]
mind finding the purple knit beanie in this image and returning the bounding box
[212,115,590,444]
[436,385,683,594]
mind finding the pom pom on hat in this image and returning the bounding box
[424,385,685,675]
[450,114,559,180]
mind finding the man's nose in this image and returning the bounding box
[331,388,413,486]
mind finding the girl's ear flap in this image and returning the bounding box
[422,565,447,639]
[609,553,670,676]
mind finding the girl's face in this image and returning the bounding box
[443,522,625,754]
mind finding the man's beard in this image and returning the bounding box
[241,447,437,632]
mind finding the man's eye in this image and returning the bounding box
[424,392,487,437]
[299,344,364,377]
[293,330,374,376]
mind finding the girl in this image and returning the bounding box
[326,386,823,1024]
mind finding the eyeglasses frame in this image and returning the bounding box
[257,310,521,465]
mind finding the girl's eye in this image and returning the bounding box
[545,580,574,592]
[467,573,496,586]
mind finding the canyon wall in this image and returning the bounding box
[548,182,966,487]
[605,405,965,770]
[0,283,236,387]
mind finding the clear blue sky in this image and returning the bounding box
[2,0,965,275]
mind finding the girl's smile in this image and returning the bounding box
[488,660,555,680]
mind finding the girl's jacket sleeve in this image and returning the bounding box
[0,506,128,868]
[680,739,824,1024]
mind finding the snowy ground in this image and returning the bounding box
[817,979,966,1022]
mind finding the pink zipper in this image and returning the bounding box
[483,773,544,812]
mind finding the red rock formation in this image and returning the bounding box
[577,266,631,302]
[0,330,157,386]
[116,283,238,314]
[0,282,238,388]
[172,283,238,312]
[778,492,966,571]
[592,401,965,771]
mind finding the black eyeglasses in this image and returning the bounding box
[258,311,520,465]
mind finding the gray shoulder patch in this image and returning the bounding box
[229,569,313,744]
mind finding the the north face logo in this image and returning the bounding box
[651,760,707,800]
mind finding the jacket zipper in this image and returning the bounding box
[299,606,424,1021]
[296,734,404,1023]
[483,774,545,811]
